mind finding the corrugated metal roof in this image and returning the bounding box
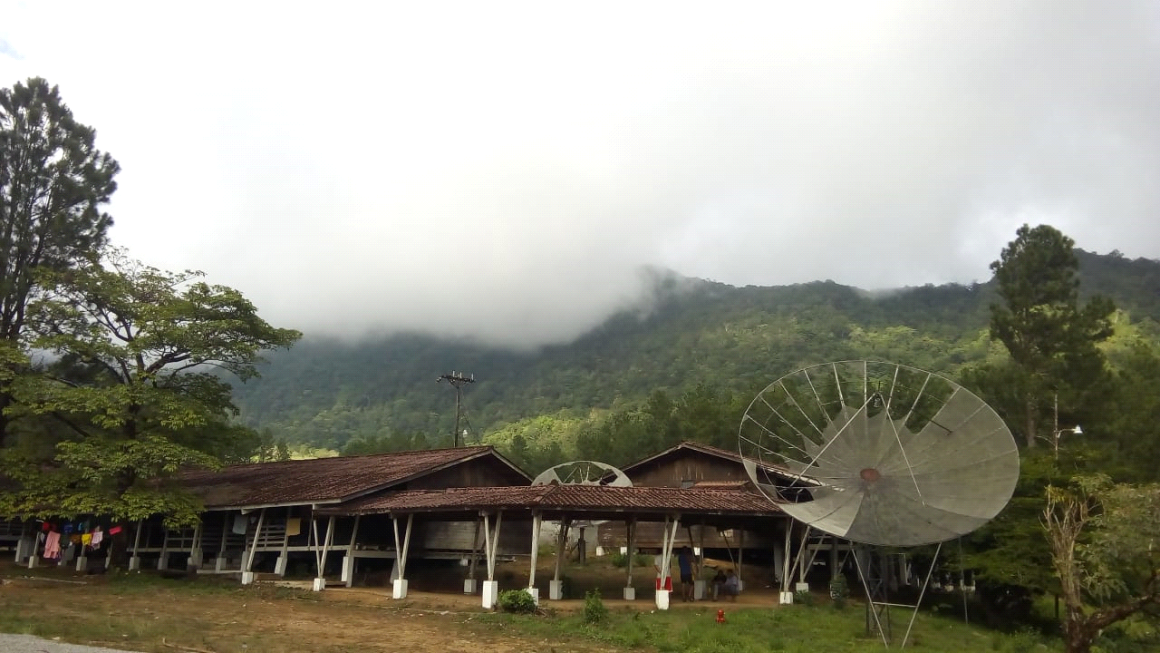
[324,484,782,517]
[181,446,520,509]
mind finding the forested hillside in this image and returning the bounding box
[231,249,1160,457]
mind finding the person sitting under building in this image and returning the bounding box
[721,569,740,602]
[711,568,727,600]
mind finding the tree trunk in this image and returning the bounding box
[1064,629,1094,653]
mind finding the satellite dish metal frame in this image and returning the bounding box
[739,360,1020,648]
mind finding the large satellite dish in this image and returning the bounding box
[739,360,1019,547]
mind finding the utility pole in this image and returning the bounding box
[437,371,475,447]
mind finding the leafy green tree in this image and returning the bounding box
[1043,475,1160,653]
[4,249,300,532]
[1104,342,1160,482]
[989,224,1114,447]
[0,77,119,440]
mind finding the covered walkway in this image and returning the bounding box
[317,483,786,609]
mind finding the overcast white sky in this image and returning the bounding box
[2,1,1159,346]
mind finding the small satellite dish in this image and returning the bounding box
[739,360,1019,547]
[532,461,632,530]
[531,461,632,487]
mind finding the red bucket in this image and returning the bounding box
[655,576,673,591]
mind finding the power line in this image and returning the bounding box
[437,371,475,447]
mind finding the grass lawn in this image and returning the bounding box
[0,559,1068,653]
[474,595,1061,653]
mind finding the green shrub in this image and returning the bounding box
[794,589,814,606]
[609,551,653,569]
[828,576,848,609]
[498,589,537,614]
[583,589,608,624]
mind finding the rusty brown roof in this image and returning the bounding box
[181,446,528,510]
[322,484,782,518]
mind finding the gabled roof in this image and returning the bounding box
[618,441,799,484]
[181,446,530,510]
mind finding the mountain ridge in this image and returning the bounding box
[231,249,1160,451]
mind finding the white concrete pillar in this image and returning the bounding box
[527,587,540,606]
[312,577,326,592]
[391,514,413,600]
[780,591,794,604]
[241,571,255,585]
[655,589,671,610]
[482,580,499,609]
[463,578,477,594]
[157,529,170,571]
[549,579,563,600]
[129,557,141,571]
[623,587,635,601]
[14,536,30,563]
[277,507,292,578]
[344,515,360,588]
[694,579,706,600]
[341,556,355,586]
[74,556,87,572]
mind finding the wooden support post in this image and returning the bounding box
[188,521,203,568]
[391,513,413,599]
[216,513,230,572]
[343,515,361,588]
[550,518,568,600]
[624,517,637,601]
[656,514,681,610]
[486,511,503,580]
[310,514,334,591]
[527,512,542,603]
[465,516,481,594]
[781,524,793,595]
[128,520,144,570]
[625,518,636,586]
[26,524,41,569]
[481,511,503,609]
[738,528,745,590]
[241,508,267,584]
[156,528,170,571]
[276,507,292,577]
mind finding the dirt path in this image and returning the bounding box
[0,556,781,653]
[0,574,566,653]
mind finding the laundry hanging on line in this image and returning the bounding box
[232,514,248,535]
[43,531,62,560]
[285,518,301,537]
